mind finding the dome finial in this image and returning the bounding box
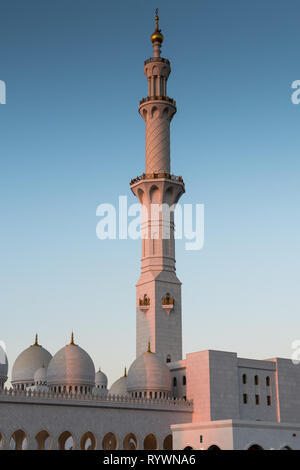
[124,366,127,377]
[151,8,164,47]
[147,341,152,353]
[34,333,38,346]
[68,331,76,346]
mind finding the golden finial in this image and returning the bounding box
[68,331,76,346]
[34,333,38,346]
[151,8,164,44]
[124,366,127,377]
[146,341,152,353]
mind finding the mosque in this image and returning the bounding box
[1,12,300,451]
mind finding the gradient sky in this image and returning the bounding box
[0,0,299,386]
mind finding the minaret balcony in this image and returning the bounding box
[139,295,150,312]
[130,173,184,186]
[162,294,174,315]
[139,96,176,106]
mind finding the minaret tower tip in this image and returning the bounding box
[130,13,185,363]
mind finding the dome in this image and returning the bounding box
[109,368,128,396]
[95,368,108,388]
[127,345,171,398]
[151,10,164,44]
[34,365,47,384]
[47,334,95,390]
[11,335,52,387]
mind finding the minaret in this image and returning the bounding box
[130,10,185,363]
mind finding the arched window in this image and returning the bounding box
[36,430,52,450]
[166,355,171,363]
[144,434,158,450]
[243,393,248,404]
[266,376,270,387]
[58,431,74,450]
[207,445,221,451]
[183,376,186,386]
[10,430,28,450]
[242,374,247,385]
[173,377,177,387]
[248,444,263,450]
[80,432,97,450]
[102,433,118,450]
[254,375,259,385]
[163,435,173,450]
[123,433,138,450]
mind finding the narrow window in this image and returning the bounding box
[166,355,171,363]
[243,393,248,404]
[255,394,260,405]
[254,375,259,386]
[173,377,177,387]
[266,376,270,387]
[200,435,203,443]
[242,374,247,385]
[183,375,186,386]
[267,395,271,406]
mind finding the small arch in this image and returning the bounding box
[102,432,118,450]
[10,430,28,450]
[144,434,158,450]
[151,106,160,119]
[242,374,247,385]
[149,185,160,204]
[247,444,264,450]
[80,431,97,450]
[58,431,75,450]
[123,433,138,450]
[207,445,221,451]
[142,109,148,122]
[163,435,173,450]
[183,445,194,450]
[35,430,52,450]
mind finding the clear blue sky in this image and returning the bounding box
[0,0,299,386]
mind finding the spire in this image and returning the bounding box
[123,366,127,377]
[146,341,152,353]
[33,333,39,346]
[151,8,164,57]
[68,331,76,346]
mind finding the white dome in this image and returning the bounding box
[34,366,47,384]
[47,340,95,388]
[127,350,171,396]
[95,369,108,388]
[109,375,128,396]
[12,338,52,386]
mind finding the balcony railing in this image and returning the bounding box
[139,96,176,106]
[130,173,184,186]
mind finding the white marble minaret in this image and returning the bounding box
[130,11,185,363]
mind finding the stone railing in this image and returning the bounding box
[0,387,193,410]
[139,96,176,106]
[144,57,170,66]
[130,173,184,186]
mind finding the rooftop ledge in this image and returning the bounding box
[130,173,184,186]
[0,388,193,411]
